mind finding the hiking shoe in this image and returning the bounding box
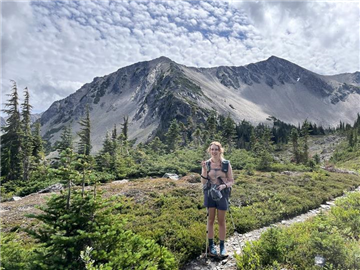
[220,242,227,257]
[208,244,217,256]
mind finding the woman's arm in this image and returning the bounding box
[201,161,208,184]
[225,163,234,188]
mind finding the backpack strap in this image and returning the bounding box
[206,160,211,173]
[221,160,229,173]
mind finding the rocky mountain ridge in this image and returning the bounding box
[39,56,360,153]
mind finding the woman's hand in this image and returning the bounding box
[201,161,207,169]
[217,184,227,191]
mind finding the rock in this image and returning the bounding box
[37,183,63,193]
[163,173,179,180]
[112,179,129,184]
[11,196,22,201]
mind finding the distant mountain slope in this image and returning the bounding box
[0,113,42,135]
[0,116,6,129]
[39,56,360,153]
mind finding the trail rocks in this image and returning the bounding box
[182,187,360,270]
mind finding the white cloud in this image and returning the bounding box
[1,0,359,116]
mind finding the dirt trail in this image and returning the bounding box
[182,186,360,270]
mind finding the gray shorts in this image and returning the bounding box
[203,187,229,211]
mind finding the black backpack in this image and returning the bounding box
[204,160,231,197]
[205,159,229,173]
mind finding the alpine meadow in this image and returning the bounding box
[1,1,360,270]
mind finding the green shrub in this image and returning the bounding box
[26,190,176,269]
[0,232,36,270]
[235,192,360,269]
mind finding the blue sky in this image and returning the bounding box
[1,0,359,115]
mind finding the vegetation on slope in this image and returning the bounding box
[1,83,359,269]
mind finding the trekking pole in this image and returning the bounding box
[205,207,209,258]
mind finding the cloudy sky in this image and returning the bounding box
[1,0,359,115]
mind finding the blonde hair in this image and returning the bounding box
[207,141,225,160]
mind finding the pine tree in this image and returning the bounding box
[32,122,44,163]
[186,116,195,137]
[205,111,217,140]
[348,129,355,148]
[192,128,202,147]
[26,189,176,269]
[179,122,188,146]
[249,128,257,151]
[58,125,73,151]
[290,128,300,163]
[101,132,112,154]
[77,106,91,156]
[111,124,118,157]
[301,120,310,164]
[148,136,165,154]
[222,114,236,152]
[21,87,33,181]
[1,81,23,181]
[121,116,128,141]
[165,119,181,152]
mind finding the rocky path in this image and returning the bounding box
[182,186,360,270]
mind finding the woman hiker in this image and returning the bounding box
[201,141,234,257]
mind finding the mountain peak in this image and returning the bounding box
[152,56,173,63]
[267,55,292,64]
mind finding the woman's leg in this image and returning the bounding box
[218,209,227,256]
[208,207,216,238]
[217,210,226,240]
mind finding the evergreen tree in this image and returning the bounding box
[313,153,321,164]
[235,120,253,150]
[222,114,236,151]
[179,122,188,146]
[249,128,257,151]
[1,81,23,181]
[165,119,181,152]
[205,111,217,140]
[101,132,112,154]
[192,128,202,147]
[26,189,176,269]
[300,120,310,164]
[58,125,73,151]
[354,129,358,146]
[111,124,118,158]
[148,136,165,154]
[21,87,33,181]
[32,122,44,163]
[252,127,274,170]
[290,128,300,164]
[121,116,128,141]
[186,116,195,138]
[348,129,355,148]
[77,106,91,156]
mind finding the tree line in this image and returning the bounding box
[2,81,360,188]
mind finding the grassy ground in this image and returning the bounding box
[2,169,359,267]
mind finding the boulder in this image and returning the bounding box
[37,183,64,193]
[163,173,179,180]
[11,196,22,201]
[112,179,129,184]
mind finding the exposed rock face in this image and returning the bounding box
[0,116,6,128]
[38,56,360,153]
